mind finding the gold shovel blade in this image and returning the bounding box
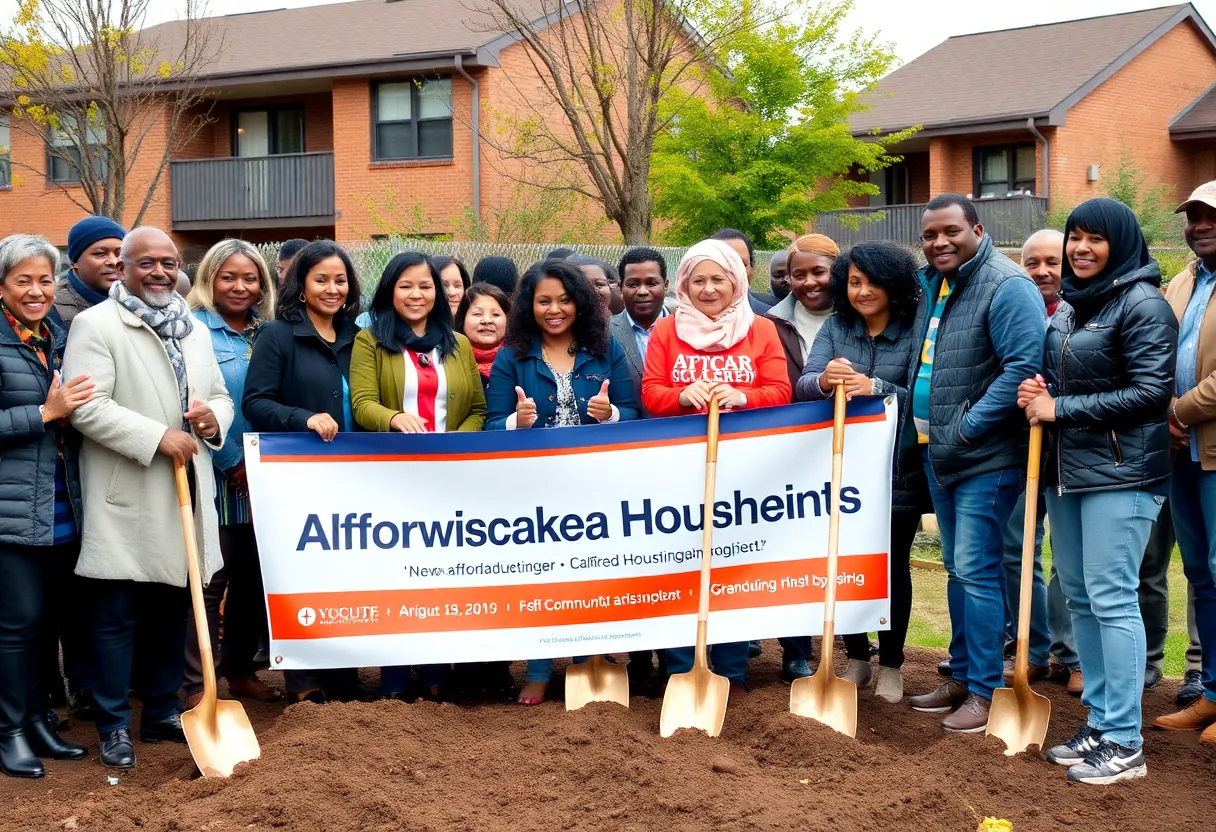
[986,684,1051,756]
[565,655,630,711]
[659,667,730,738]
[181,698,262,778]
[789,671,857,738]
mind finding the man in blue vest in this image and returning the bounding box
[906,194,1045,733]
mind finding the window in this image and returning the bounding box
[232,106,305,157]
[975,144,1036,198]
[48,115,107,183]
[373,78,453,161]
[0,116,9,188]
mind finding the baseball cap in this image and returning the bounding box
[1175,180,1216,213]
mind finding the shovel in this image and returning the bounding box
[660,399,729,738]
[790,384,857,737]
[565,654,629,711]
[174,461,262,777]
[987,424,1051,756]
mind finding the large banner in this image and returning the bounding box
[245,398,897,670]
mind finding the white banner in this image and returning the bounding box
[245,398,896,670]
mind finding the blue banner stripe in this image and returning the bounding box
[252,398,887,459]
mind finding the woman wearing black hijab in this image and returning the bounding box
[1017,197,1177,785]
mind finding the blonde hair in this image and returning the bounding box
[188,239,276,320]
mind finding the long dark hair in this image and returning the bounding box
[506,259,610,358]
[431,255,471,289]
[829,241,922,325]
[368,252,457,358]
[455,281,512,332]
[277,240,362,324]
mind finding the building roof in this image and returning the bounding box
[141,0,550,85]
[850,4,1216,137]
[1172,79,1216,136]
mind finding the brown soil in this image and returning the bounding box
[4,643,1213,832]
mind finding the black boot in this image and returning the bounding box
[27,716,87,760]
[0,730,45,778]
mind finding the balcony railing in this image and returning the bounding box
[170,152,335,229]
[815,196,1049,247]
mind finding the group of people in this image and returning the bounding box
[1,185,1214,788]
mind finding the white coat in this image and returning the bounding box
[62,299,233,586]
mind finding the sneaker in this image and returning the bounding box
[780,657,812,683]
[1046,724,1104,767]
[874,666,903,703]
[1177,670,1204,708]
[909,679,968,713]
[1066,738,1147,785]
[940,694,989,733]
[1144,664,1163,691]
[842,659,872,688]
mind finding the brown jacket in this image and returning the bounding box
[1165,259,1216,469]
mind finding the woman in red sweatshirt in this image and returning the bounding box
[642,239,791,417]
[641,238,790,690]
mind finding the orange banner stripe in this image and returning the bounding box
[268,553,889,639]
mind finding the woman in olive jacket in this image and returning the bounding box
[797,241,927,704]
[1018,198,1177,785]
[243,240,364,704]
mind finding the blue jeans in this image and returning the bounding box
[524,656,589,684]
[924,452,1024,699]
[1047,566,1080,669]
[381,664,446,694]
[665,642,748,684]
[1047,487,1162,748]
[1000,489,1051,666]
[1171,456,1216,705]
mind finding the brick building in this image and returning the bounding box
[0,0,621,253]
[818,3,1216,245]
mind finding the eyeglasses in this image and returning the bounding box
[124,257,181,273]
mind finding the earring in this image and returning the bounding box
[299,293,306,302]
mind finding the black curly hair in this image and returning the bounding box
[276,240,362,325]
[829,241,922,325]
[506,259,610,359]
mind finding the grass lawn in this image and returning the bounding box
[905,534,1193,677]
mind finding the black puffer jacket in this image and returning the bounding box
[1043,265,1178,493]
[796,306,931,514]
[0,314,82,545]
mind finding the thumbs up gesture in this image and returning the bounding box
[515,386,537,429]
[587,379,613,422]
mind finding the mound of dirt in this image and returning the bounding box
[4,644,1213,831]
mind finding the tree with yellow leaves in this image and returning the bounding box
[0,0,222,224]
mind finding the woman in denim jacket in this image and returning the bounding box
[184,240,281,706]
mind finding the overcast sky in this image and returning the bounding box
[2,0,1215,65]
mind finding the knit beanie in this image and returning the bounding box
[472,256,519,296]
[67,216,127,265]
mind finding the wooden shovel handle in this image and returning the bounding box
[1013,425,1043,685]
[175,462,218,708]
[820,386,847,671]
[693,400,721,672]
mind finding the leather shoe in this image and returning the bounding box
[1144,664,1164,690]
[68,689,95,723]
[1177,669,1204,708]
[227,675,282,702]
[1154,696,1216,731]
[1066,669,1083,696]
[140,713,186,744]
[1001,661,1053,684]
[184,692,204,710]
[99,729,135,769]
[936,658,952,677]
[26,716,87,760]
[0,731,44,778]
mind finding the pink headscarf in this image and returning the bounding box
[674,239,755,353]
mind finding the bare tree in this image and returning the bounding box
[0,0,221,225]
[468,0,762,244]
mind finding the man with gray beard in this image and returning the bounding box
[61,227,232,770]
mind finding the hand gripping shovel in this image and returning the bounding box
[565,654,629,711]
[790,385,857,737]
[175,461,262,777]
[660,399,729,738]
[987,424,1051,755]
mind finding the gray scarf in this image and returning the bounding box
[110,281,194,421]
